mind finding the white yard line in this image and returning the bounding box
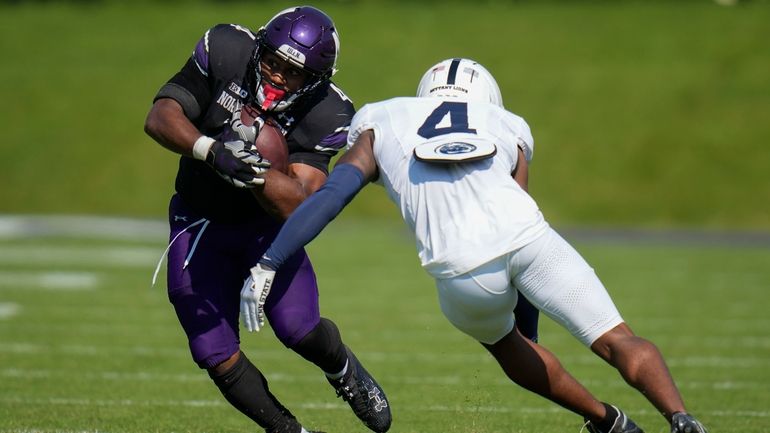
[0,246,160,268]
[0,395,767,419]
[2,342,768,367]
[0,215,166,242]
[0,271,100,290]
[1,214,769,247]
[0,302,20,319]
[1,363,768,390]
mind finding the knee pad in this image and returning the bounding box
[289,317,346,373]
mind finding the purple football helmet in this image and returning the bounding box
[249,6,340,112]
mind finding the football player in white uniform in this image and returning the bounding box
[239,58,709,433]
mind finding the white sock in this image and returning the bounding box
[325,359,349,380]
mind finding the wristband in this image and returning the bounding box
[192,135,216,161]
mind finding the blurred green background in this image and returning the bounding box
[0,0,768,230]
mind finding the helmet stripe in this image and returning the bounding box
[446,58,461,85]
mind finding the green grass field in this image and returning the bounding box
[1,1,769,432]
[1,215,769,433]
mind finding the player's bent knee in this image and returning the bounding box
[591,323,661,370]
[290,318,339,354]
[208,351,241,376]
[590,322,634,357]
[269,311,321,348]
[288,318,346,372]
[188,335,241,370]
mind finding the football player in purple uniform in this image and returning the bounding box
[144,7,390,433]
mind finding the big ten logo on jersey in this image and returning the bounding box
[229,82,248,99]
[216,82,248,113]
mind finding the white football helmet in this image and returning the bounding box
[416,58,503,107]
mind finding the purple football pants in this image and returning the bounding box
[166,194,321,369]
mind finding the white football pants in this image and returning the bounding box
[435,227,623,346]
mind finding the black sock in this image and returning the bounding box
[596,402,619,432]
[290,317,347,374]
[208,351,298,432]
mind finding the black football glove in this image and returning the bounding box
[206,140,271,188]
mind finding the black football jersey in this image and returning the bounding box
[152,24,355,222]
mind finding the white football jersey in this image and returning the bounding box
[349,97,549,278]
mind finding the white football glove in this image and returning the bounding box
[230,105,266,143]
[240,263,276,332]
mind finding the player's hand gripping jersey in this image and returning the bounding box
[153,24,354,223]
[349,97,549,278]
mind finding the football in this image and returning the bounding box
[254,121,289,174]
[237,105,289,174]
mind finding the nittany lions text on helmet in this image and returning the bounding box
[248,6,340,112]
[417,58,503,108]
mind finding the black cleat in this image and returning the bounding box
[328,347,391,433]
[671,412,708,433]
[584,405,644,433]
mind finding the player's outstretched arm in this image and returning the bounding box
[251,126,380,221]
[335,130,379,178]
[239,131,378,331]
[262,130,378,269]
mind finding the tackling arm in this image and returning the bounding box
[262,130,378,269]
[240,131,377,332]
[239,162,366,332]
